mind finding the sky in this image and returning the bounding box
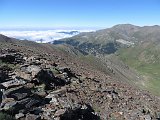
[0,0,160,29]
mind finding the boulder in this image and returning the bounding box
[5,87,32,100]
[29,107,42,115]
[59,67,76,78]
[25,114,41,120]
[0,53,24,64]
[1,98,17,111]
[36,69,68,89]
[25,98,40,109]
[60,104,100,120]
[0,54,15,63]
[144,115,151,120]
[26,65,41,77]
[3,96,42,114]
[16,65,42,81]
[15,71,32,81]
[0,68,9,83]
[54,109,66,117]
[0,90,3,103]
[1,77,26,88]
[45,93,59,105]
[15,113,24,119]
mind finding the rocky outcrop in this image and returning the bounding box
[0,53,24,64]
[59,104,100,120]
[0,50,100,120]
[0,46,159,120]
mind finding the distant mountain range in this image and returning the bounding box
[53,24,160,96]
[54,24,160,55]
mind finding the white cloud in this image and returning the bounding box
[0,29,94,43]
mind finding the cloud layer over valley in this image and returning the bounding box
[0,29,94,43]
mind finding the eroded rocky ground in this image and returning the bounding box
[0,36,160,120]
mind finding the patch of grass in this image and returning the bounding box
[117,42,160,96]
[79,55,109,74]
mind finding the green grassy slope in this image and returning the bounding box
[117,41,160,96]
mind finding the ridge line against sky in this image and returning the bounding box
[0,0,160,28]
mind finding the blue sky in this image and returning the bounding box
[0,0,160,29]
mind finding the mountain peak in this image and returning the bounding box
[111,24,140,31]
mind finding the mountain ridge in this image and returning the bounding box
[0,34,160,119]
[52,24,160,96]
[53,24,160,55]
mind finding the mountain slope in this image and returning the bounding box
[53,24,160,96]
[0,34,160,120]
[53,24,160,55]
[117,40,160,96]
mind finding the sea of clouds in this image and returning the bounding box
[0,29,94,43]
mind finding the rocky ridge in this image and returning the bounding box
[0,35,160,120]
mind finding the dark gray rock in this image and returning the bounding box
[1,77,26,88]
[25,114,41,120]
[35,69,68,89]
[0,66,10,83]
[59,67,76,78]
[60,104,100,120]
[0,53,24,64]
[5,87,32,100]
[7,96,42,114]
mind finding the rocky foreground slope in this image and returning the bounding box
[0,34,160,120]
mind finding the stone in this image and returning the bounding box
[15,113,24,119]
[2,99,17,110]
[25,98,40,108]
[59,67,76,78]
[29,107,42,115]
[45,93,59,105]
[0,90,3,103]
[26,65,41,77]
[1,97,41,114]
[35,69,66,89]
[54,109,66,117]
[144,115,151,120]
[5,87,32,100]
[0,54,16,63]
[60,104,100,120]
[15,71,32,81]
[156,112,160,119]
[25,114,41,120]
[1,77,26,88]
[0,67,9,83]
[16,65,42,81]
[0,53,24,64]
